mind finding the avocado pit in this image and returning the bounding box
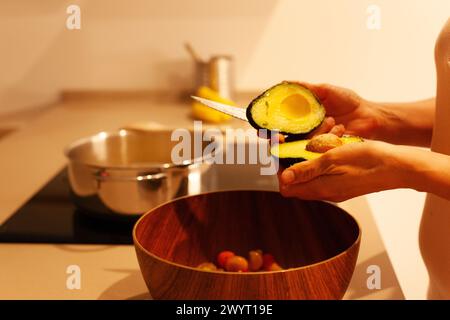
[305,133,343,153]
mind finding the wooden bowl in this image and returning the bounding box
[133,190,361,299]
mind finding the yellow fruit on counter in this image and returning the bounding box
[192,86,234,123]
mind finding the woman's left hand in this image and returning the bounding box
[278,140,412,202]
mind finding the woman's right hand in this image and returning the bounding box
[296,82,435,146]
[259,82,383,141]
[259,81,434,146]
[295,82,383,139]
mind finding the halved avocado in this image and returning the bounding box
[247,81,325,135]
[270,135,364,167]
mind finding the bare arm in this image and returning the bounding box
[370,98,435,147]
[403,145,450,200]
[278,140,450,202]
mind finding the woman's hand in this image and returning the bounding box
[257,82,362,141]
[294,82,383,139]
[295,82,435,147]
[259,82,383,142]
[278,140,413,202]
[259,81,434,146]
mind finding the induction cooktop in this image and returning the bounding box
[0,170,138,244]
[0,164,278,244]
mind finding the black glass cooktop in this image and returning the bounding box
[0,163,278,245]
[0,169,138,244]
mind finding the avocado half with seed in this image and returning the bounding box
[247,81,325,135]
[270,134,364,167]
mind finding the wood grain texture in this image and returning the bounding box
[133,190,361,299]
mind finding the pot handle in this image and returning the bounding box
[94,170,167,182]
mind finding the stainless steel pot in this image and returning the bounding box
[64,129,214,216]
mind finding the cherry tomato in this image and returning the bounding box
[268,262,283,271]
[197,262,217,271]
[225,255,249,272]
[217,251,235,268]
[262,253,275,270]
[248,250,263,271]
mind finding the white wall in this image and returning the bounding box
[1,0,449,115]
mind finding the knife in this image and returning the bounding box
[191,96,248,122]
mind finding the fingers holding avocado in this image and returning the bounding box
[248,81,362,167]
[270,134,364,168]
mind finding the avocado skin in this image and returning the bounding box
[246,81,324,136]
[284,133,311,142]
[246,96,264,131]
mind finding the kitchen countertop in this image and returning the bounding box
[0,94,410,299]
[0,197,403,300]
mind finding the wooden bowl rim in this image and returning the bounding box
[132,189,362,276]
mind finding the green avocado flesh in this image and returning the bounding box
[247,82,325,135]
[270,135,363,167]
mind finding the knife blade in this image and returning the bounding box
[191,96,248,122]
